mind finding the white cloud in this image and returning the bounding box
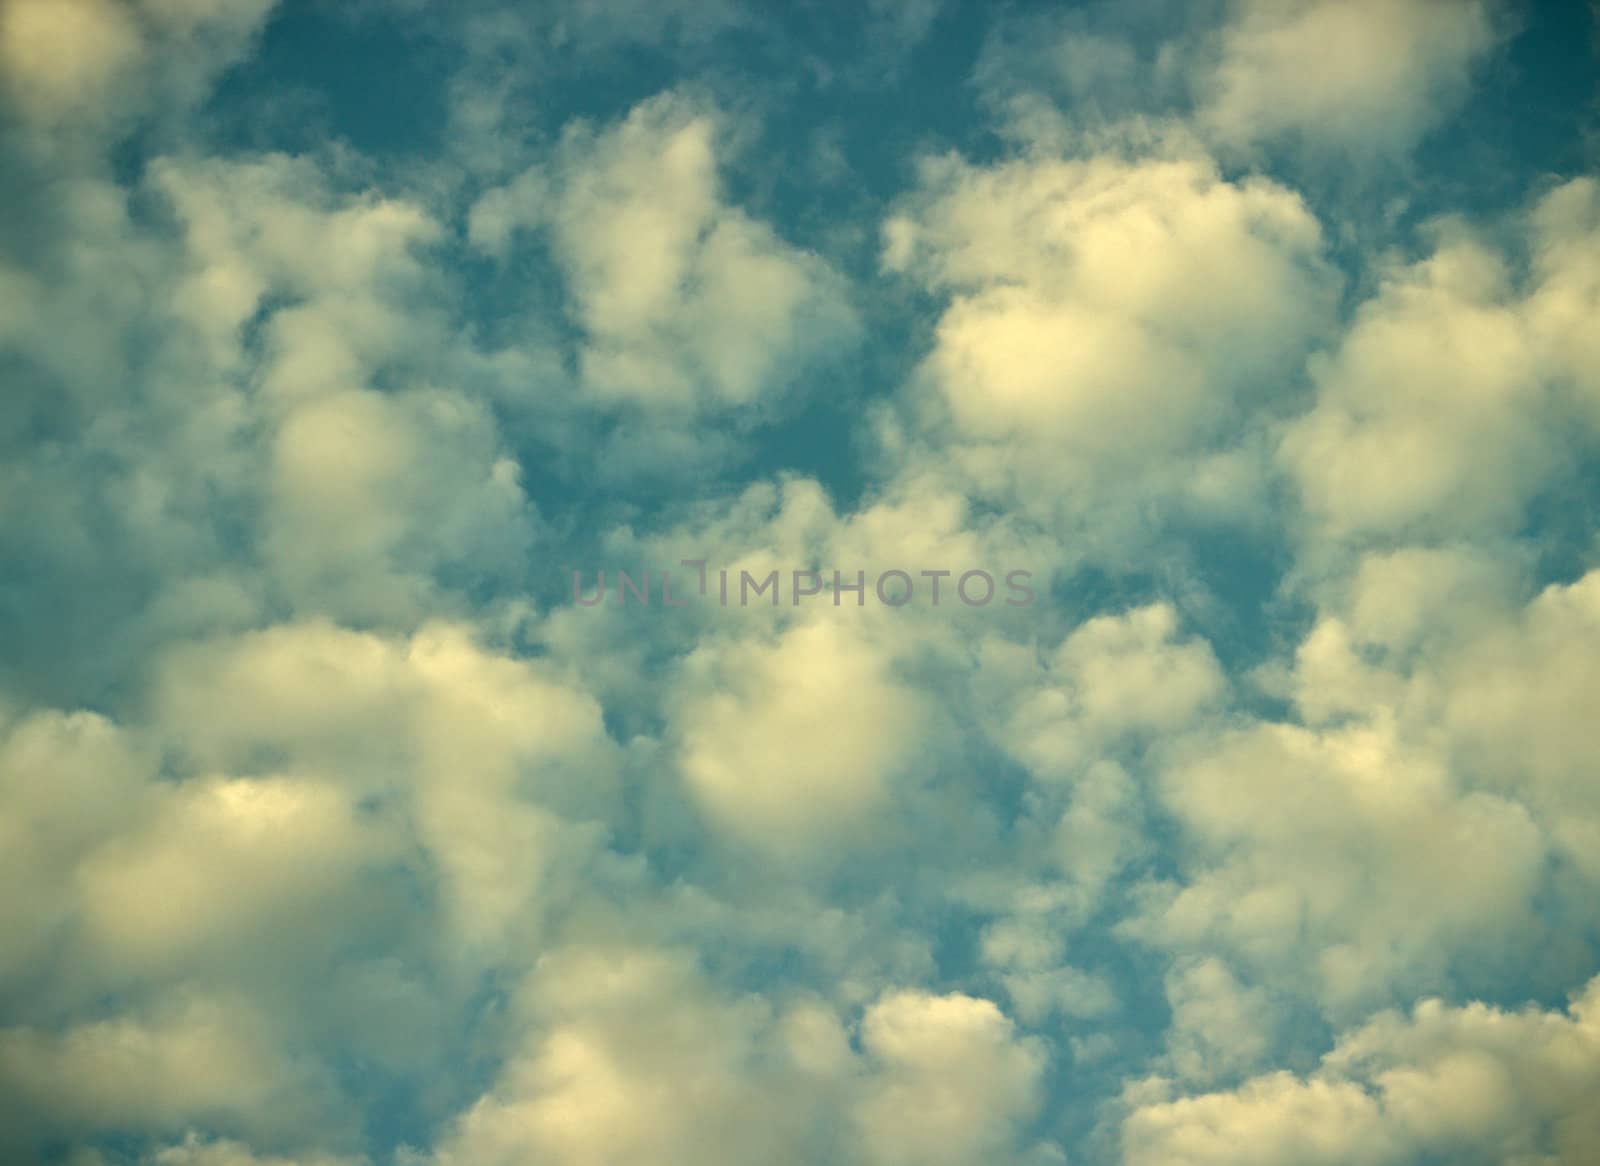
[1199,0,1508,160]
[429,945,1053,1166]
[155,619,616,952]
[994,604,1226,779]
[73,774,400,979]
[1140,717,1544,1016]
[968,606,1223,929]
[264,384,533,623]
[0,710,155,989]
[0,615,623,1153]
[1526,176,1600,429]
[883,145,1337,550]
[854,990,1049,1166]
[1232,556,1600,1006]
[0,989,343,1155]
[889,150,1330,446]
[970,0,1506,164]
[980,915,1118,1024]
[429,944,821,1166]
[1163,957,1275,1086]
[151,153,539,623]
[1442,569,1600,879]
[1279,176,1600,551]
[674,615,927,856]
[470,92,856,413]
[1123,974,1600,1166]
[1279,231,1549,543]
[0,0,145,119]
[145,1134,367,1166]
[0,0,276,141]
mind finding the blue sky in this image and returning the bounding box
[2,2,1600,1165]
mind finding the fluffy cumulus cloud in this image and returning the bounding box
[152,618,618,952]
[1140,718,1545,1016]
[881,144,1339,554]
[3,1,1598,1165]
[674,614,929,854]
[1198,0,1510,160]
[1122,974,1600,1166]
[428,947,1048,1166]
[1279,179,1600,547]
[428,944,805,1166]
[852,989,1049,1165]
[470,91,857,414]
[886,150,1333,447]
[969,0,1509,165]
[0,0,276,140]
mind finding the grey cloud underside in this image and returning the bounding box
[1,1,1598,1165]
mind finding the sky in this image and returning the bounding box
[1,1,1599,1164]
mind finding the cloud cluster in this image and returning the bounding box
[429,946,1052,1166]
[2,1,1597,1164]
[1123,975,1600,1166]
